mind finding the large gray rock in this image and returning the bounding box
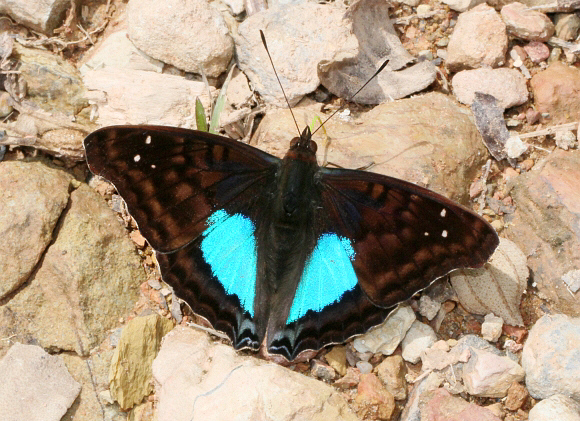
[0,0,71,34]
[522,314,580,400]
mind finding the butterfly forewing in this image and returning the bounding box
[318,167,499,307]
[84,125,281,352]
[84,126,279,252]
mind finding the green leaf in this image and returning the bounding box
[195,97,208,132]
[209,65,236,134]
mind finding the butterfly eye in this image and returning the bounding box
[309,140,318,153]
[290,137,300,148]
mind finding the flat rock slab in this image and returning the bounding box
[0,343,81,421]
[152,327,359,421]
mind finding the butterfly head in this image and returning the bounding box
[286,126,318,162]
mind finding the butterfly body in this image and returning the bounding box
[84,124,499,360]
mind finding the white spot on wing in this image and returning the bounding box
[145,135,152,144]
[442,230,448,238]
[424,232,429,236]
[440,209,447,217]
[151,164,156,169]
[134,154,141,162]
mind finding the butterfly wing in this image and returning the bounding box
[84,125,280,350]
[268,166,499,360]
[318,167,499,306]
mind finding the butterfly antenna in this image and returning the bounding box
[311,58,390,137]
[259,30,302,138]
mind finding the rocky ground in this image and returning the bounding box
[0,0,579,420]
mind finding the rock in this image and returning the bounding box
[420,388,502,421]
[462,348,525,397]
[531,61,580,124]
[128,0,233,77]
[0,172,145,357]
[450,238,528,327]
[318,0,437,104]
[401,321,437,364]
[446,4,508,72]
[353,305,416,355]
[61,349,125,421]
[505,150,580,315]
[522,314,580,400]
[0,343,81,421]
[109,314,174,410]
[152,327,359,421]
[38,128,87,162]
[500,2,555,41]
[253,93,491,204]
[236,3,357,106]
[334,367,361,389]
[524,41,551,63]
[528,394,580,421]
[504,381,529,411]
[418,295,440,320]
[562,269,580,294]
[452,68,528,109]
[555,13,580,41]
[80,30,164,74]
[0,0,70,34]
[83,68,215,126]
[0,162,72,298]
[440,0,486,12]
[14,43,88,115]
[354,373,396,421]
[481,314,504,342]
[375,355,408,400]
[311,360,337,381]
[356,361,373,374]
[0,91,13,117]
[325,346,348,376]
[555,130,578,150]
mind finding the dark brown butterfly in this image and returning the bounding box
[84,123,498,361]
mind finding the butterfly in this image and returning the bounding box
[84,124,499,361]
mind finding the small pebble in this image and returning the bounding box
[356,361,373,374]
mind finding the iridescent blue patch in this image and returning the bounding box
[287,233,357,323]
[201,209,257,316]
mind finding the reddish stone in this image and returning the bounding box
[524,41,550,63]
[531,62,580,123]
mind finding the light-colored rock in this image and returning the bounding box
[0,162,72,298]
[452,68,528,109]
[0,0,71,34]
[0,343,81,421]
[83,68,215,127]
[450,238,528,326]
[152,327,359,421]
[401,320,437,364]
[501,2,555,41]
[440,0,486,12]
[528,394,580,421]
[418,295,440,320]
[522,314,580,400]
[375,355,408,400]
[420,388,502,421]
[80,30,164,74]
[353,305,416,355]
[555,13,580,41]
[128,0,234,77]
[481,314,504,342]
[462,348,525,397]
[109,314,174,410]
[446,4,508,71]
[236,3,358,106]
